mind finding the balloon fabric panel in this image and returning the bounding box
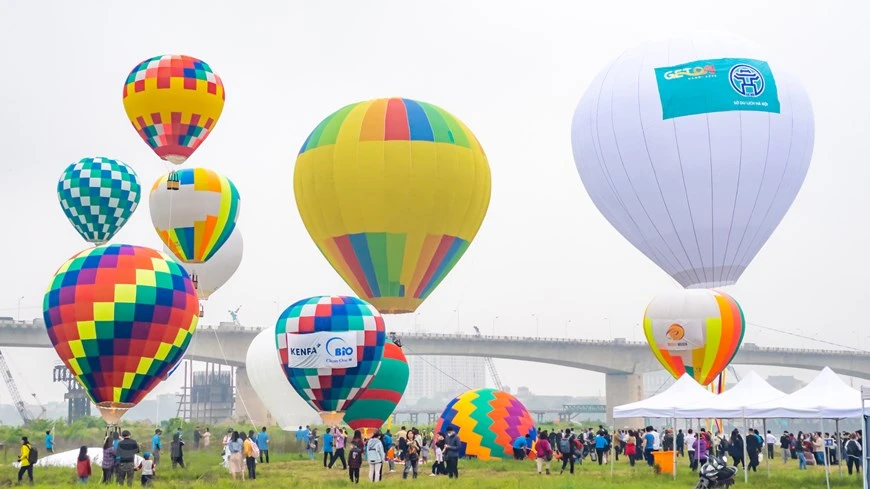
[57,157,141,245]
[122,55,225,164]
[150,168,240,263]
[42,245,199,408]
[294,97,491,314]
[434,389,536,460]
[343,339,409,431]
[275,296,385,413]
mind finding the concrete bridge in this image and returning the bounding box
[3,321,869,425]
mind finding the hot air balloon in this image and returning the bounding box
[343,338,409,436]
[246,328,318,429]
[643,289,745,385]
[57,157,141,245]
[42,245,199,424]
[435,388,537,460]
[294,98,492,314]
[275,295,386,425]
[571,32,814,288]
[164,227,243,303]
[150,168,240,264]
[122,55,225,165]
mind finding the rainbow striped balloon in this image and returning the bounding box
[149,168,240,264]
[434,388,537,460]
[294,97,491,314]
[642,289,745,386]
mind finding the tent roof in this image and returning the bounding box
[677,371,786,418]
[614,373,715,418]
[743,367,862,419]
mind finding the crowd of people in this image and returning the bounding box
[12,422,865,484]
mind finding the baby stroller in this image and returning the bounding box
[695,455,738,489]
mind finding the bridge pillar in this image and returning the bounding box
[234,367,272,426]
[605,373,643,428]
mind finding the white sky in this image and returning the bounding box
[0,0,868,407]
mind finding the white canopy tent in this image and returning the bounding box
[744,367,862,419]
[677,371,786,418]
[614,373,715,418]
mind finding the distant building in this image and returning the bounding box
[405,356,485,405]
[766,375,806,394]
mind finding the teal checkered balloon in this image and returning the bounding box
[57,157,141,245]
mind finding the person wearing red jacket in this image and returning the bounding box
[534,431,553,475]
[76,446,92,484]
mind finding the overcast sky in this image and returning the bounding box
[0,1,868,407]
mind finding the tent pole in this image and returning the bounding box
[673,416,677,481]
[821,418,831,489]
[763,418,770,478]
[743,417,749,484]
[836,419,842,477]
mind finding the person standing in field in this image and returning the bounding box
[366,431,385,483]
[534,431,553,475]
[138,452,156,487]
[444,426,461,479]
[257,427,270,464]
[101,436,116,483]
[329,427,347,469]
[242,432,257,480]
[348,439,363,484]
[76,446,91,484]
[203,428,211,449]
[18,436,35,484]
[151,429,162,467]
[323,427,335,468]
[170,432,185,469]
[193,427,202,450]
[116,430,140,486]
[45,430,54,454]
[227,431,245,481]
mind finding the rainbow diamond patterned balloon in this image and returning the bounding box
[43,245,199,424]
[435,388,537,460]
[275,296,386,422]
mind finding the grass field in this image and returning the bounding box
[0,447,863,488]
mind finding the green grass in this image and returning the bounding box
[0,448,863,488]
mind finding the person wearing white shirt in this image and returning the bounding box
[765,431,777,459]
[686,430,696,466]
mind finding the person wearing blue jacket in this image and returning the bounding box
[323,428,334,468]
[257,427,270,464]
[512,434,531,460]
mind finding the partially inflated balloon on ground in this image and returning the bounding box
[57,157,141,245]
[294,97,491,314]
[435,388,537,460]
[343,338,408,435]
[42,245,199,424]
[572,32,814,288]
[643,289,745,385]
[122,55,225,164]
[150,168,240,263]
[275,296,386,425]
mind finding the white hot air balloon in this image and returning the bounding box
[572,32,814,288]
[165,228,243,301]
[246,328,318,429]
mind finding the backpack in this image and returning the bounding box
[28,445,38,464]
[250,441,260,458]
[558,438,571,454]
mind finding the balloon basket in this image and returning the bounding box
[320,411,345,426]
[166,171,180,191]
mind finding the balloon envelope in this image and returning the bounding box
[294,97,492,314]
[57,157,141,245]
[246,328,319,429]
[165,228,243,300]
[122,55,225,164]
[343,338,408,433]
[434,388,537,460]
[150,168,240,264]
[643,289,745,385]
[571,32,814,288]
[275,296,385,421]
[42,245,199,424]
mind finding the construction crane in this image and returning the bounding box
[0,349,44,424]
[472,326,505,391]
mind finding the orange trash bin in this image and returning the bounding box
[651,450,676,474]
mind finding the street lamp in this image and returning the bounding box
[532,313,539,337]
[17,296,24,322]
[414,313,421,332]
[492,316,499,336]
[565,319,572,338]
[603,316,612,339]
[454,309,460,333]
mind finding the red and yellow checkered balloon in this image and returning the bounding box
[43,245,199,424]
[122,55,225,165]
